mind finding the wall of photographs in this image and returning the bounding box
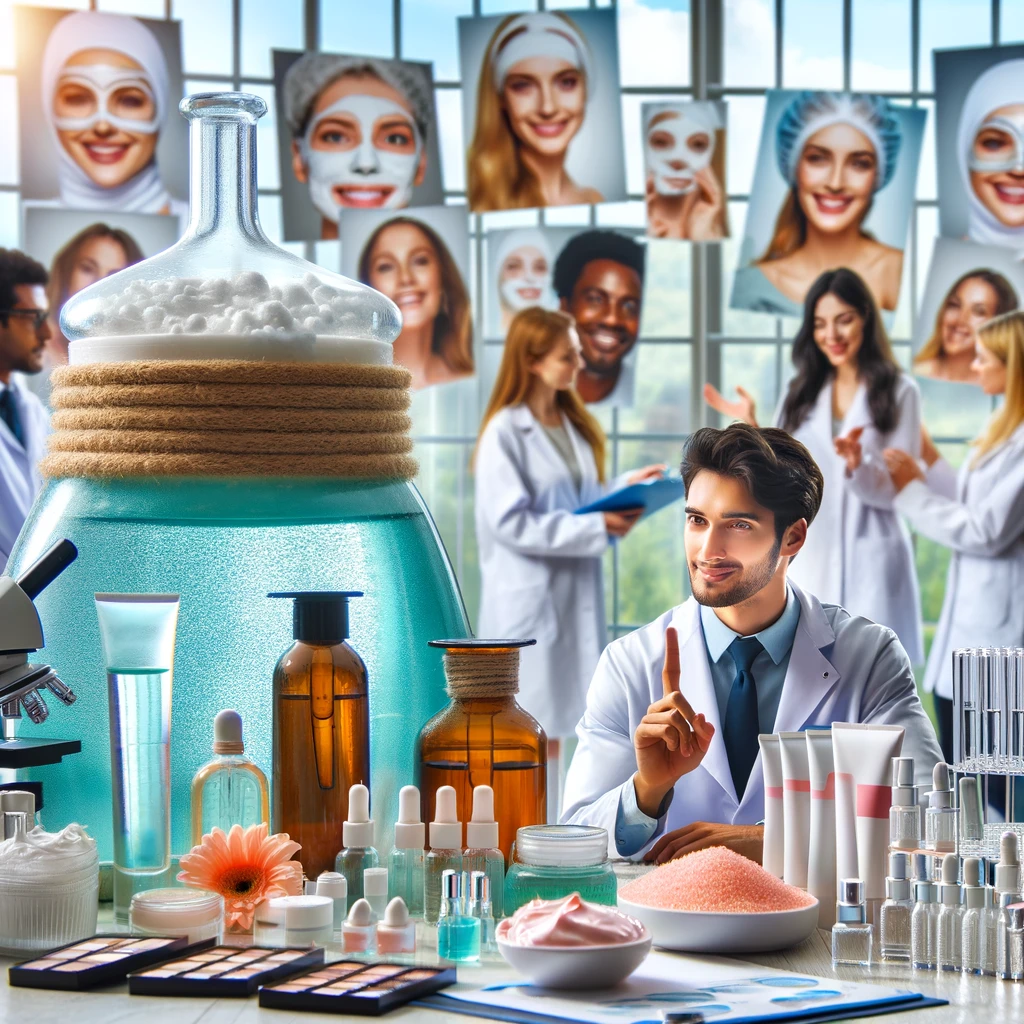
[2,0,1024,668]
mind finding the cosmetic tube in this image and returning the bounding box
[958,776,983,845]
[758,734,784,878]
[889,757,921,851]
[831,723,905,922]
[805,730,835,926]
[779,733,811,889]
[925,763,957,853]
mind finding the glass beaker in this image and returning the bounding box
[94,593,179,919]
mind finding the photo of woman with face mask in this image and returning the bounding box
[464,11,612,212]
[915,267,1018,383]
[280,52,440,241]
[492,228,557,335]
[356,215,473,391]
[732,91,923,318]
[955,59,1024,252]
[36,10,179,214]
[643,101,728,241]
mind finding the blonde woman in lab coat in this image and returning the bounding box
[884,309,1024,760]
[704,267,923,663]
[474,307,664,766]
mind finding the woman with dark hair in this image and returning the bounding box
[704,267,924,663]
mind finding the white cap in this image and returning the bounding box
[394,785,426,850]
[343,783,375,848]
[383,897,410,928]
[928,762,952,809]
[939,853,962,905]
[268,894,332,930]
[212,709,244,754]
[429,785,463,850]
[316,871,348,899]
[363,867,388,898]
[345,897,374,928]
[466,785,499,850]
[995,830,1020,894]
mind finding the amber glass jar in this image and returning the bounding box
[271,592,369,878]
[417,640,546,862]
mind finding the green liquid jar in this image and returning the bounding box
[504,825,616,914]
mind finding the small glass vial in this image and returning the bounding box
[190,709,270,845]
[437,869,480,962]
[911,854,938,971]
[936,853,963,971]
[832,878,873,966]
[316,870,348,933]
[960,857,990,975]
[377,897,416,954]
[924,763,957,853]
[464,785,506,920]
[388,785,425,918]
[879,851,913,963]
[1004,903,1024,981]
[343,897,377,954]
[363,867,389,921]
[334,783,379,902]
[888,757,921,851]
[425,785,463,925]
[468,869,497,957]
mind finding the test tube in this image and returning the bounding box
[953,649,979,769]
[1012,649,1024,770]
[984,648,1007,770]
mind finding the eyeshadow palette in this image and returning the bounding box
[258,960,457,1016]
[9,934,214,991]
[127,944,324,997]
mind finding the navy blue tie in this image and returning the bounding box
[0,388,23,447]
[724,635,763,798]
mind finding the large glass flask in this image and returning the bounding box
[417,640,547,862]
[7,92,468,863]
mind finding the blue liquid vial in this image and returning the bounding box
[437,870,480,962]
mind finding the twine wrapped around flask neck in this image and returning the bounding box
[443,649,520,700]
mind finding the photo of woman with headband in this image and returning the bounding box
[732,90,925,318]
[490,228,558,336]
[343,207,473,391]
[642,101,728,241]
[935,46,1024,254]
[275,50,444,242]
[459,9,627,212]
[16,8,186,215]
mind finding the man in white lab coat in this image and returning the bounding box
[562,423,942,863]
[0,249,52,570]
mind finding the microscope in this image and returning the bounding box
[0,539,81,770]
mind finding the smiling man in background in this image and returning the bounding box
[553,230,644,406]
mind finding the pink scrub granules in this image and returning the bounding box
[619,846,816,913]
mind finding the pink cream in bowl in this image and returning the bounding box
[497,893,647,948]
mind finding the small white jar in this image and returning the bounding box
[130,887,224,943]
[258,895,333,948]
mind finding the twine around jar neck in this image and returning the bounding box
[443,649,520,700]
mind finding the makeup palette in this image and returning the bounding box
[127,944,324,997]
[9,934,213,991]
[258,960,456,1015]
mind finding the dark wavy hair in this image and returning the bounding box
[780,268,900,435]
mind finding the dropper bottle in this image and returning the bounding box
[334,783,379,901]
[924,762,957,853]
[464,785,505,919]
[994,831,1021,979]
[889,756,921,851]
[936,853,963,971]
[425,785,463,925]
[960,856,990,975]
[911,853,938,970]
[388,785,425,918]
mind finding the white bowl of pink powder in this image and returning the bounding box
[617,847,819,954]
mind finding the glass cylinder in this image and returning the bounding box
[953,648,979,769]
[94,593,179,919]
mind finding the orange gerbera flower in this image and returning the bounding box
[177,822,303,932]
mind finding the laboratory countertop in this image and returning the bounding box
[0,922,1018,1024]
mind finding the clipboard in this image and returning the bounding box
[575,475,685,519]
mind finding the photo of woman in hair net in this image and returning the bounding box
[732,90,925,318]
[277,51,443,241]
[20,9,186,215]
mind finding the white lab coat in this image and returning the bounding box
[895,424,1024,699]
[475,403,611,738]
[777,374,924,664]
[561,582,941,854]
[0,376,50,570]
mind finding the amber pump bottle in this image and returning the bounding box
[417,639,547,862]
[270,591,369,879]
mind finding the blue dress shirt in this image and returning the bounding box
[613,587,802,857]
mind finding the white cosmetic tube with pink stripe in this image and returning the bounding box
[779,732,811,889]
[758,734,784,878]
[832,723,906,924]
[805,729,836,928]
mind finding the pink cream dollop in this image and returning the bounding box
[496,893,646,948]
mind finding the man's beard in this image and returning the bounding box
[688,539,781,608]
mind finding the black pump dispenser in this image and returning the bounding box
[268,591,362,645]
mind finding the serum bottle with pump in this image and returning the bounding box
[888,756,921,851]
[925,763,957,853]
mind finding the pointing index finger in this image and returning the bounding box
[662,626,681,696]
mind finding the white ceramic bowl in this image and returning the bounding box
[616,896,819,954]
[496,930,653,990]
